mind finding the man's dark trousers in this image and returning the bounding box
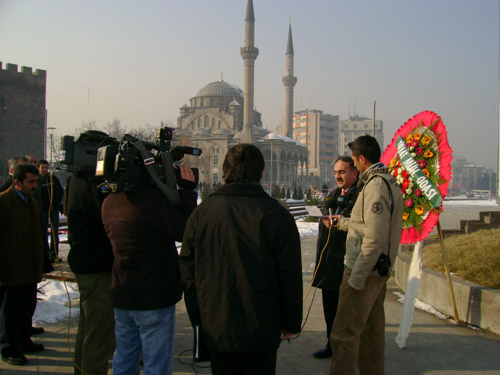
[3,284,37,350]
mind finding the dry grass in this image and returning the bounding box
[421,228,500,289]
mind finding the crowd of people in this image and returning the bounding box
[0,135,402,375]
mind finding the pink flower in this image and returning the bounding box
[414,188,422,197]
[405,198,413,208]
[416,147,423,155]
[418,160,427,169]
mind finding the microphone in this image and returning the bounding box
[324,196,336,209]
[173,146,203,156]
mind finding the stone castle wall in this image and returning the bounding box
[0,62,47,180]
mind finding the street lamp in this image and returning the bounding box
[47,127,56,166]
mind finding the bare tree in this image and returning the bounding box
[73,120,100,136]
[129,124,158,143]
[104,117,127,140]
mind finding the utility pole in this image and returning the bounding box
[372,100,376,137]
[48,127,56,166]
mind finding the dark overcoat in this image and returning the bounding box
[0,185,43,286]
[312,184,360,291]
[179,183,303,352]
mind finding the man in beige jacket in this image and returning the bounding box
[330,135,403,375]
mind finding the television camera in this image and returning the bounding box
[59,127,201,206]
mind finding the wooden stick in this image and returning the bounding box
[436,220,459,323]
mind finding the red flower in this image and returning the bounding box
[414,188,422,197]
[405,198,413,207]
[402,170,409,178]
[402,179,410,189]
[418,160,427,169]
[416,147,423,155]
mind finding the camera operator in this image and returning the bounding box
[329,135,403,375]
[65,132,116,375]
[311,156,360,359]
[101,164,197,375]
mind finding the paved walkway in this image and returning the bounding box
[1,235,499,374]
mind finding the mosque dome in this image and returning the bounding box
[195,80,243,98]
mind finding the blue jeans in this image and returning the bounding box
[113,305,176,375]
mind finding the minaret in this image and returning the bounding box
[239,0,259,144]
[282,20,297,138]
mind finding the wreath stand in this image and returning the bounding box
[395,219,459,349]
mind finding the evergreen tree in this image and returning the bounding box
[271,183,281,198]
[286,187,291,199]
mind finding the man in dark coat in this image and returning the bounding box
[312,156,360,359]
[102,165,197,375]
[66,170,116,375]
[38,160,64,262]
[179,143,303,375]
[0,163,45,366]
[0,156,28,193]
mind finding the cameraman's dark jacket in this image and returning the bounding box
[40,173,64,213]
[66,173,114,274]
[179,183,303,352]
[312,185,360,291]
[102,187,197,311]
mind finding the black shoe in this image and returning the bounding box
[20,342,45,353]
[30,326,45,336]
[313,344,332,359]
[1,347,28,366]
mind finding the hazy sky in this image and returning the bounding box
[1,0,499,169]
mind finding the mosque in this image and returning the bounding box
[174,0,309,191]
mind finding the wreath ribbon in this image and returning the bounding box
[396,136,442,208]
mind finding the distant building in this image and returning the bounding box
[0,62,47,181]
[449,156,497,196]
[175,0,308,190]
[290,109,339,187]
[340,115,383,156]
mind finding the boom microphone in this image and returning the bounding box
[174,146,202,156]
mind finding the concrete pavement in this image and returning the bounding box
[1,234,499,374]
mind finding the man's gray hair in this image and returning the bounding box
[8,156,28,170]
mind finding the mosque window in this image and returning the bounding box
[213,173,219,182]
[213,155,219,165]
[212,118,216,129]
[204,115,209,128]
[218,121,221,129]
[198,119,201,129]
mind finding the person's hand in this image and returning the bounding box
[322,217,331,228]
[322,215,339,228]
[178,165,195,182]
[281,330,294,342]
